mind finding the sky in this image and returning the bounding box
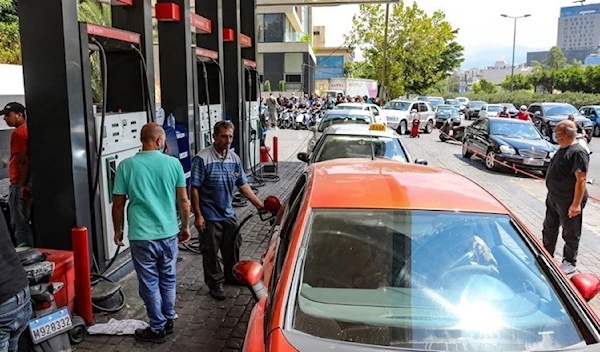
[312,0,579,69]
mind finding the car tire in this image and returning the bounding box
[397,120,408,135]
[485,149,498,171]
[424,120,434,134]
[462,142,473,158]
[594,125,600,138]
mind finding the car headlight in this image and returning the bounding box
[499,145,516,154]
[549,151,556,158]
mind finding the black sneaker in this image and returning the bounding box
[166,319,174,335]
[210,285,226,300]
[134,327,166,344]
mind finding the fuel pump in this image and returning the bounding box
[243,62,260,172]
[195,47,224,150]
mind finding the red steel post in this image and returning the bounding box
[273,136,279,163]
[71,227,93,325]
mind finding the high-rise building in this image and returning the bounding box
[557,3,600,51]
[255,5,316,94]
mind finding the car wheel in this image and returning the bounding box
[397,120,408,135]
[594,125,600,137]
[485,149,497,171]
[462,142,473,158]
[424,120,434,134]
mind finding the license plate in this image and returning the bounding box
[523,158,544,166]
[29,308,73,344]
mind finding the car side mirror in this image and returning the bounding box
[415,159,428,165]
[571,273,600,301]
[411,109,418,114]
[233,261,266,302]
[297,152,310,163]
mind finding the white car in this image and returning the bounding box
[307,109,374,153]
[334,103,387,125]
[381,99,436,135]
[478,104,504,118]
[456,96,470,106]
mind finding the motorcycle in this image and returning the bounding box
[295,109,309,130]
[18,248,87,351]
[578,134,593,155]
[439,117,465,142]
[278,109,293,129]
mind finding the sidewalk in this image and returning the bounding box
[76,159,305,350]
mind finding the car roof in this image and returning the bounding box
[324,109,371,116]
[322,124,398,137]
[486,103,503,107]
[305,159,508,214]
[437,104,455,108]
[540,102,573,106]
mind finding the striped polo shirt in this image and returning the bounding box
[191,145,248,221]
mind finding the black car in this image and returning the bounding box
[465,100,487,120]
[435,104,461,128]
[528,103,594,143]
[462,117,557,174]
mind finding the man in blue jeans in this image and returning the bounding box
[0,210,31,351]
[112,123,191,344]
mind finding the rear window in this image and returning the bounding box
[314,135,408,163]
[488,105,502,112]
[318,114,371,132]
[290,210,587,351]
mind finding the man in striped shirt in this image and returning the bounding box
[190,121,264,300]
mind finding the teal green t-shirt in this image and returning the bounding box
[113,150,186,241]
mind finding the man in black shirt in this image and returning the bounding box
[0,211,31,352]
[543,120,589,275]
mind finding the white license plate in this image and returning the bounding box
[29,308,73,344]
[523,158,544,166]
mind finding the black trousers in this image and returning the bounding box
[542,195,587,265]
[199,217,240,288]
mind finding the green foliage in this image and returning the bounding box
[263,80,271,92]
[278,80,286,91]
[300,33,311,44]
[501,74,533,91]
[344,61,377,79]
[447,90,600,109]
[345,3,463,98]
[471,79,497,94]
[0,0,20,64]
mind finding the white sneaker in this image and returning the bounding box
[560,261,577,275]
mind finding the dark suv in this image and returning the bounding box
[465,101,487,120]
[528,103,593,143]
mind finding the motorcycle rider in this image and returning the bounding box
[497,106,511,118]
[517,105,530,121]
[568,114,588,140]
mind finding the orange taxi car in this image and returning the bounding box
[234,158,600,352]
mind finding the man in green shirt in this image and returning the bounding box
[112,122,191,344]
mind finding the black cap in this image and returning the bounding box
[0,102,26,116]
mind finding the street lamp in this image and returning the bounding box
[501,13,532,91]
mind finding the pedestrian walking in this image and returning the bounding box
[265,93,279,128]
[190,121,264,301]
[0,102,33,247]
[0,210,31,352]
[112,122,191,343]
[542,120,589,275]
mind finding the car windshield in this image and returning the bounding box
[502,104,517,110]
[291,210,586,351]
[437,107,457,115]
[487,105,503,112]
[545,105,579,116]
[491,121,542,139]
[385,101,411,111]
[314,135,408,163]
[470,101,486,109]
[427,99,444,108]
[448,100,461,107]
[318,114,370,132]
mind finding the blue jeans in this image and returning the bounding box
[9,184,33,247]
[0,287,32,352]
[130,236,178,333]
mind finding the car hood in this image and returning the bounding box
[492,135,555,151]
[545,114,589,122]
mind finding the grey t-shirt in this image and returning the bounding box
[266,96,277,110]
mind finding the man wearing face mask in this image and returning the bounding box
[112,123,191,343]
[543,120,589,275]
[190,121,264,300]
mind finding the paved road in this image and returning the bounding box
[401,126,600,310]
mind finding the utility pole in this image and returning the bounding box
[501,13,532,91]
[380,3,390,102]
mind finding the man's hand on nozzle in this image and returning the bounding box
[256,200,265,211]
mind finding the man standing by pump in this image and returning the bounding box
[191,121,264,301]
[543,119,589,275]
[0,102,33,248]
[112,123,191,344]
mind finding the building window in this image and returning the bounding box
[262,14,285,43]
[284,53,303,73]
[285,74,302,83]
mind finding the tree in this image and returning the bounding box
[555,64,587,93]
[529,46,567,93]
[345,3,463,98]
[472,79,497,94]
[344,60,377,79]
[501,74,533,91]
[0,0,20,64]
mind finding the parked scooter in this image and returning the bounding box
[18,248,87,351]
[438,117,465,142]
[295,109,309,130]
[278,109,293,129]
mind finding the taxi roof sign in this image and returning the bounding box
[369,123,387,132]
